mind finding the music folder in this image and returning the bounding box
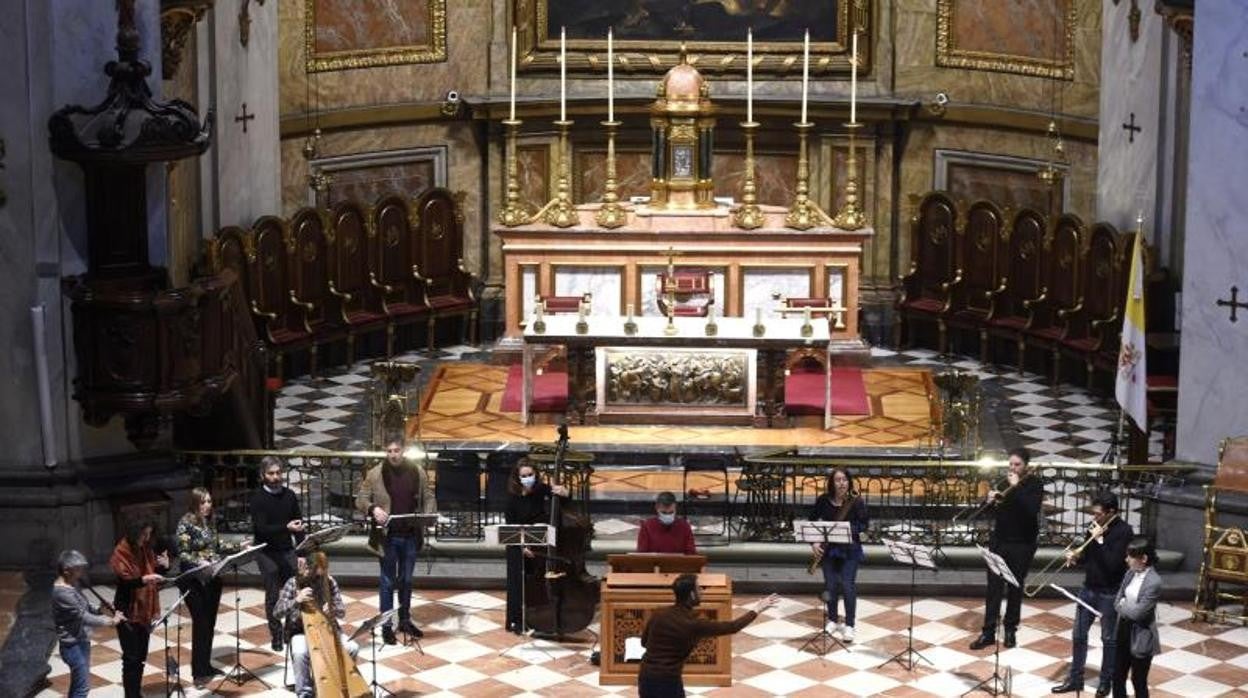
[295,523,352,553]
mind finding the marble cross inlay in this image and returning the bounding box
[1216,286,1248,323]
[1122,113,1142,144]
[234,103,256,133]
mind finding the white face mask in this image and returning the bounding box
[658,512,676,526]
[519,475,536,488]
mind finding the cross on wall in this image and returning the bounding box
[1122,113,1142,143]
[1217,286,1248,323]
[234,103,256,133]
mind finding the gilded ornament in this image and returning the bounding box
[304,0,448,73]
[935,0,1076,80]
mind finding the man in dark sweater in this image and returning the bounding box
[636,491,697,555]
[250,455,304,651]
[1052,491,1133,697]
[970,447,1043,650]
[638,574,777,697]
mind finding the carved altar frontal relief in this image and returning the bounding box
[596,347,756,420]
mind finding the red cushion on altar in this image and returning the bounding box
[785,367,870,416]
[500,363,568,413]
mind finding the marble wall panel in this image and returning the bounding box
[553,267,623,316]
[741,269,813,321]
[575,151,651,203]
[319,157,438,209]
[713,153,797,207]
[311,0,432,55]
[945,160,1063,214]
[946,0,1070,63]
[522,267,538,321]
[639,266,728,318]
[1175,0,1248,467]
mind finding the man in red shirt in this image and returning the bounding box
[636,492,697,555]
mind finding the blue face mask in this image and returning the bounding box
[658,512,676,526]
[520,475,536,488]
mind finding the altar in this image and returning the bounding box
[521,313,830,428]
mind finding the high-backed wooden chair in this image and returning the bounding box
[249,216,318,378]
[945,200,1005,360]
[1058,225,1128,386]
[370,194,430,354]
[289,208,347,369]
[1194,436,1248,624]
[327,201,388,364]
[984,208,1047,371]
[413,189,477,351]
[1025,213,1085,383]
[656,269,715,317]
[895,192,959,351]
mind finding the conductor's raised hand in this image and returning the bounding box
[751,593,780,614]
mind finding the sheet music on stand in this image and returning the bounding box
[295,523,352,554]
[162,543,268,588]
[348,608,399,643]
[1049,583,1102,618]
[485,523,556,547]
[793,519,852,545]
[882,538,937,569]
[977,545,1020,588]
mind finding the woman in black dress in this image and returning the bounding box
[503,460,567,634]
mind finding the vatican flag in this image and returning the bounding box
[1115,232,1147,432]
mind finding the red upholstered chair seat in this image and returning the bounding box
[1061,336,1099,352]
[1028,326,1064,341]
[902,297,945,314]
[384,301,428,318]
[990,315,1028,329]
[538,294,590,314]
[345,309,387,326]
[269,328,313,345]
[430,295,475,311]
[656,271,714,318]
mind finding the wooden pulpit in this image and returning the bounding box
[598,567,735,687]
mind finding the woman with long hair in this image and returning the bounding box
[1112,537,1162,698]
[52,550,121,697]
[109,520,169,697]
[176,487,234,687]
[502,459,567,634]
[809,468,868,643]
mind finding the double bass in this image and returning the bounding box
[524,424,599,637]
[299,552,370,698]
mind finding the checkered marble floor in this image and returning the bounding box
[37,585,1247,697]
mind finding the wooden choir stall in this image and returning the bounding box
[598,554,736,687]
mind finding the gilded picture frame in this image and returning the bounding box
[934,0,1076,80]
[520,0,871,76]
[304,0,448,73]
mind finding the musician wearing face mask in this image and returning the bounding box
[356,438,435,644]
[809,468,868,643]
[503,461,568,634]
[638,574,778,698]
[637,491,697,555]
[272,552,360,698]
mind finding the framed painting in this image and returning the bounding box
[518,0,871,75]
[305,0,448,72]
[935,0,1076,79]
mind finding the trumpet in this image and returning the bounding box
[951,473,1030,524]
[1024,513,1119,597]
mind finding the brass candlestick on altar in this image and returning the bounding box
[785,121,829,230]
[596,120,626,228]
[732,120,764,230]
[624,303,637,336]
[661,247,680,336]
[705,303,718,337]
[537,119,577,228]
[532,299,546,335]
[575,301,589,335]
[498,118,532,227]
[831,122,869,230]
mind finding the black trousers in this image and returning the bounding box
[256,548,297,641]
[982,541,1037,634]
[183,577,224,677]
[638,673,685,698]
[1112,620,1153,698]
[117,621,151,697]
[505,546,525,633]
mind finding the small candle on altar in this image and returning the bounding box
[577,301,586,319]
[803,306,812,322]
[755,306,763,325]
[746,27,754,123]
[626,303,634,320]
[607,27,614,122]
[849,29,858,124]
[800,29,809,124]
[509,25,517,121]
[560,26,567,122]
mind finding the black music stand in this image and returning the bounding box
[794,520,853,655]
[964,546,1018,697]
[349,609,399,698]
[150,587,192,697]
[878,538,936,671]
[213,543,269,692]
[295,523,352,554]
[488,523,558,660]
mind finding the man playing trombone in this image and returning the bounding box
[1051,492,1133,697]
[970,447,1043,650]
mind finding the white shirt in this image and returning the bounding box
[1124,570,1146,604]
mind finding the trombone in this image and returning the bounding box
[1024,513,1119,597]
[951,474,1030,524]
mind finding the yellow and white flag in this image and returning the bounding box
[1115,233,1147,432]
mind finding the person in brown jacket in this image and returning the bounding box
[638,574,778,697]
[356,438,436,644]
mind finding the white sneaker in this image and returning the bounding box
[825,620,839,636]
[841,625,855,643]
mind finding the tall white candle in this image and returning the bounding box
[850,30,858,124]
[746,28,753,123]
[801,29,810,123]
[560,26,567,122]
[509,25,517,121]
[607,27,614,121]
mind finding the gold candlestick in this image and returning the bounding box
[596,120,626,228]
[831,121,869,230]
[537,119,578,228]
[785,121,829,230]
[733,120,764,230]
[498,118,532,227]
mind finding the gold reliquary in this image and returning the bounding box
[648,48,716,211]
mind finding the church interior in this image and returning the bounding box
[2,0,1248,696]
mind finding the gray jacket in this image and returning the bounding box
[52,584,113,645]
[1114,567,1162,657]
